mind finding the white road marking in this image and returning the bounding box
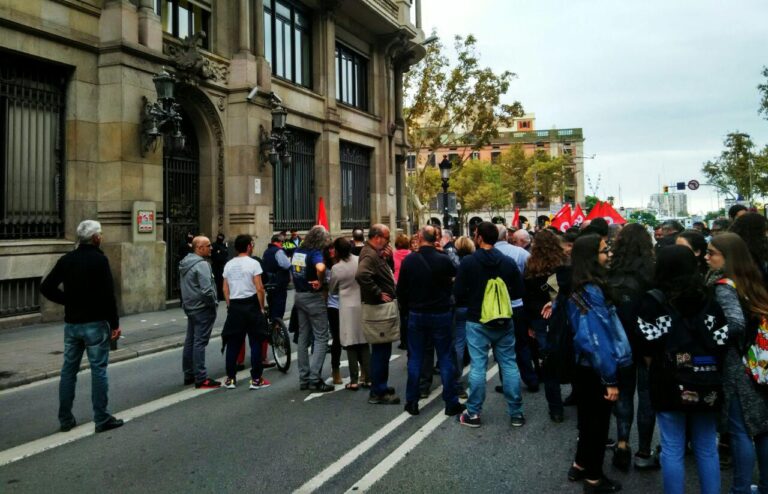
[294,361,474,494]
[345,365,501,493]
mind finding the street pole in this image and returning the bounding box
[438,156,452,233]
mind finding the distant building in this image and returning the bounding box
[649,192,688,218]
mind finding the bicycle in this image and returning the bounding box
[264,283,291,373]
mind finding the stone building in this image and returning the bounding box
[0,0,426,326]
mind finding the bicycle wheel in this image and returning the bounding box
[271,318,291,373]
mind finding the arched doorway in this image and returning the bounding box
[164,109,200,300]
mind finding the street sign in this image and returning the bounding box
[436,192,457,213]
[687,179,700,191]
[676,182,686,190]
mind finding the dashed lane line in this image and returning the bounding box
[293,362,475,494]
[345,365,501,493]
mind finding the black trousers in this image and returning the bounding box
[327,307,341,370]
[574,365,613,480]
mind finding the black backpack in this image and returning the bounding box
[542,294,576,384]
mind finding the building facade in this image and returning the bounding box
[0,0,426,326]
[409,116,586,228]
[649,192,688,218]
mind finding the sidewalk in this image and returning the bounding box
[0,290,294,390]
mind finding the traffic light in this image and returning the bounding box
[663,186,669,193]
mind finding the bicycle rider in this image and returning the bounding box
[262,234,291,324]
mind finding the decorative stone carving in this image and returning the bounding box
[165,33,230,85]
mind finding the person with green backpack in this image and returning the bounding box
[453,221,525,428]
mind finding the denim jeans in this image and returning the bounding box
[59,321,112,427]
[454,307,468,372]
[465,320,522,418]
[370,342,393,397]
[531,318,563,415]
[635,363,656,454]
[183,307,217,383]
[729,395,768,494]
[657,411,720,494]
[513,310,538,388]
[295,292,330,385]
[614,363,636,443]
[406,311,458,406]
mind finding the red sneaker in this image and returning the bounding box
[195,378,222,389]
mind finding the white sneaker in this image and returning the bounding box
[224,377,236,389]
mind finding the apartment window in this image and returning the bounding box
[335,43,368,110]
[0,52,66,239]
[448,153,459,164]
[471,151,480,160]
[406,154,417,170]
[518,120,531,130]
[491,151,501,164]
[155,0,211,49]
[264,0,311,88]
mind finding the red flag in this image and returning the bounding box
[316,197,329,231]
[571,204,585,226]
[601,202,627,225]
[550,204,573,232]
[585,201,603,221]
[511,207,520,229]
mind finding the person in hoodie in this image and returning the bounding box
[180,236,220,389]
[454,221,526,428]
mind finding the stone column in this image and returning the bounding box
[100,0,139,45]
[415,0,422,28]
[254,0,272,88]
[238,0,251,54]
[138,0,162,51]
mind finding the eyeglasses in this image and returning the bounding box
[599,248,611,254]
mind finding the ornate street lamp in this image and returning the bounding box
[140,70,185,156]
[260,98,292,169]
[438,155,452,230]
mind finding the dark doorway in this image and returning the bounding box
[164,110,199,300]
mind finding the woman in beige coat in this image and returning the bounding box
[329,237,371,390]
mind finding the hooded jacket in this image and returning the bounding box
[179,253,218,313]
[453,247,524,324]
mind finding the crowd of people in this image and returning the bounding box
[41,206,768,494]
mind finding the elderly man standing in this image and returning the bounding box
[511,229,532,251]
[180,236,220,389]
[41,220,124,433]
[356,224,401,405]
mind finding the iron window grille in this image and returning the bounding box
[0,51,67,240]
[340,142,371,230]
[273,128,316,231]
[335,43,368,111]
[0,277,41,318]
[264,0,312,88]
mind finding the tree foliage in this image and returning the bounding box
[759,66,768,121]
[404,33,524,166]
[702,132,768,201]
[584,195,599,212]
[629,210,659,228]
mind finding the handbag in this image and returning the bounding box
[361,300,401,344]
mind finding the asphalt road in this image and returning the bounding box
[0,341,729,493]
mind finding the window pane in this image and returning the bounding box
[283,23,292,80]
[295,11,307,28]
[178,0,190,39]
[301,31,311,86]
[275,1,291,19]
[294,30,302,84]
[264,11,272,67]
[335,49,340,99]
[161,0,172,33]
[275,20,285,76]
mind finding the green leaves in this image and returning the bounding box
[701,132,767,201]
[759,66,768,120]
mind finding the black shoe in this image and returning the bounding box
[445,402,466,417]
[385,386,396,395]
[397,342,407,350]
[300,383,310,390]
[549,412,565,423]
[404,402,420,415]
[564,393,576,406]
[510,415,526,427]
[613,446,631,472]
[583,476,622,493]
[527,384,540,393]
[184,375,195,385]
[568,465,586,481]
[310,382,334,392]
[368,393,401,405]
[95,416,124,433]
[60,421,76,433]
[419,391,429,399]
[495,385,504,394]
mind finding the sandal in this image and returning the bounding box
[345,383,359,391]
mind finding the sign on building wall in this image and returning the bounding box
[137,210,155,233]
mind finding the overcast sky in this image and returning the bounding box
[421,0,768,214]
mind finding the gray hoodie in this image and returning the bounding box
[179,253,218,313]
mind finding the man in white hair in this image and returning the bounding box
[41,220,124,433]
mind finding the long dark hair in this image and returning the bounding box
[677,229,708,275]
[729,212,768,268]
[571,234,609,295]
[711,232,768,316]
[654,245,707,316]
[609,223,654,284]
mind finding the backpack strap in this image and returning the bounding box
[647,288,666,305]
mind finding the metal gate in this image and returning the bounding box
[164,113,199,300]
[340,141,370,229]
[273,128,316,231]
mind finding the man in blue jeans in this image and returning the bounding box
[41,220,124,433]
[454,221,526,428]
[397,226,464,417]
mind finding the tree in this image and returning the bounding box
[524,151,569,207]
[702,132,768,202]
[704,208,726,221]
[584,195,599,212]
[759,66,768,121]
[406,165,441,227]
[452,159,511,221]
[628,210,659,228]
[404,33,524,167]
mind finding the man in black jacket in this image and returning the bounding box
[40,220,124,434]
[397,226,464,417]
